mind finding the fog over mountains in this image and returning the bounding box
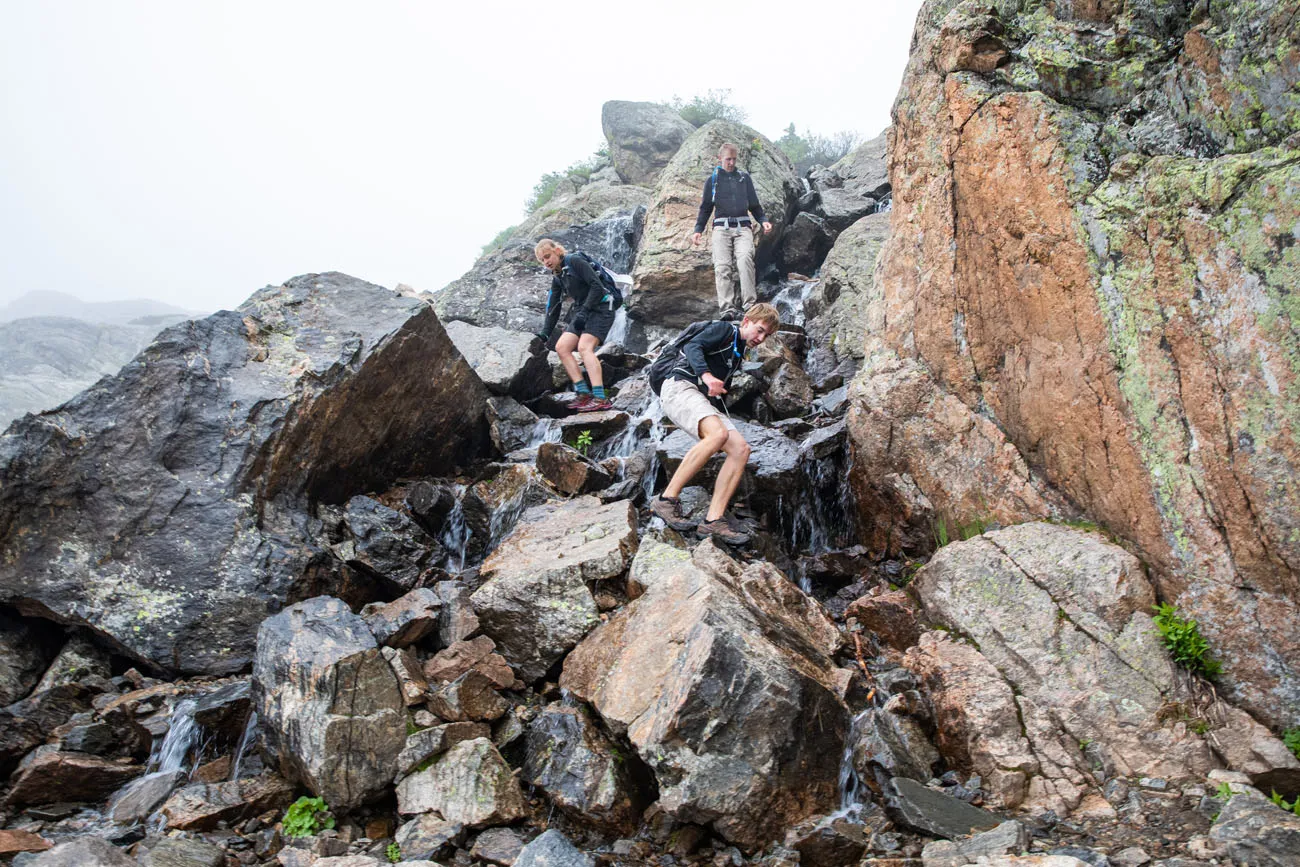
[0,291,206,427]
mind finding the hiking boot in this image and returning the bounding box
[578,397,613,412]
[569,394,595,411]
[649,495,697,531]
[723,512,754,535]
[720,306,743,321]
[697,516,751,546]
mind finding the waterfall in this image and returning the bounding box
[440,491,471,573]
[605,307,630,347]
[527,418,562,448]
[229,711,258,781]
[146,699,199,776]
[834,708,873,818]
[486,487,529,555]
[770,278,816,328]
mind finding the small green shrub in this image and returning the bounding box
[668,89,747,126]
[1269,790,1300,816]
[1283,727,1300,760]
[1215,781,1233,799]
[1152,603,1222,678]
[480,225,518,257]
[523,148,607,215]
[574,429,593,456]
[387,841,402,863]
[282,796,335,838]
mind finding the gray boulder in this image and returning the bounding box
[781,212,834,274]
[252,596,406,809]
[602,100,696,186]
[884,777,1001,839]
[395,737,526,826]
[827,128,890,200]
[515,830,594,867]
[523,702,645,833]
[1209,791,1300,866]
[907,523,1291,815]
[334,496,439,593]
[24,837,134,867]
[920,820,1030,867]
[803,211,891,381]
[158,773,294,831]
[631,121,800,327]
[445,321,551,401]
[394,813,464,861]
[139,838,226,867]
[0,273,490,675]
[363,588,443,648]
[472,496,637,682]
[560,539,847,849]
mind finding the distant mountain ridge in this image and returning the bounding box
[0,292,207,428]
[0,290,204,325]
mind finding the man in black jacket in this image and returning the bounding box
[648,303,780,545]
[691,143,773,318]
[535,238,621,411]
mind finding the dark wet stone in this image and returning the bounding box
[882,777,1001,839]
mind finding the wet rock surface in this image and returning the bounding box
[2,39,1299,867]
[252,597,406,809]
[0,274,490,676]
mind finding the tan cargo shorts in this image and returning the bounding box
[660,378,736,440]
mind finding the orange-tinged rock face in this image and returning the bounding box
[854,0,1300,727]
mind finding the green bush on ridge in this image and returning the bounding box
[1152,603,1222,678]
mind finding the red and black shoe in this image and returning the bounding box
[579,397,613,412]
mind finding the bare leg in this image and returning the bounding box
[663,415,729,499]
[706,429,750,521]
[555,332,583,384]
[577,334,603,387]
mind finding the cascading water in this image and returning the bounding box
[229,711,258,781]
[834,708,873,819]
[440,491,471,573]
[527,418,562,448]
[486,487,529,555]
[770,278,817,328]
[604,306,630,347]
[147,699,199,776]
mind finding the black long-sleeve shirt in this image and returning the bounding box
[693,167,766,233]
[667,320,745,395]
[540,254,614,337]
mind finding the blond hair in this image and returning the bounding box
[718,142,739,157]
[743,302,780,332]
[534,238,567,259]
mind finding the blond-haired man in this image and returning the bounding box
[690,143,773,319]
[648,303,780,545]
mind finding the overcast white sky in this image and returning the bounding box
[0,1,923,314]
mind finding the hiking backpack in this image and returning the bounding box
[647,321,713,395]
[570,251,620,297]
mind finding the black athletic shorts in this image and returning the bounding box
[564,307,617,342]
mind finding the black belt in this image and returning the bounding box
[713,217,752,227]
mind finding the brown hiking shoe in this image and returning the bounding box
[649,495,697,531]
[697,517,751,546]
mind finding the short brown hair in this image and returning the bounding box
[743,302,779,331]
[718,142,739,157]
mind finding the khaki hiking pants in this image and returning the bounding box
[711,226,757,311]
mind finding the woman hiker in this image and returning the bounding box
[534,238,623,412]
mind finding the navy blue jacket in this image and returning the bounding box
[694,167,766,233]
